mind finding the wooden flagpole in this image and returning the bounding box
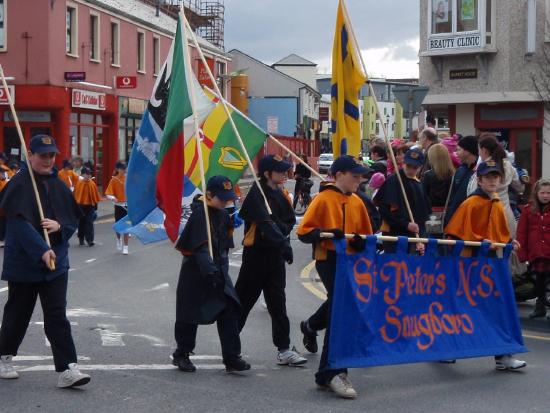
[180,12,213,258]
[183,18,273,215]
[0,65,55,269]
[320,232,508,249]
[340,0,419,237]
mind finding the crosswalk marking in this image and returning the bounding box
[93,324,125,346]
[16,363,264,371]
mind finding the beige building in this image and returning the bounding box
[419,0,547,181]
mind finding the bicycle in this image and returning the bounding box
[293,178,313,216]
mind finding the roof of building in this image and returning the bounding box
[272,54,317,67]
[88,0,228,57]
[229,49,321,97]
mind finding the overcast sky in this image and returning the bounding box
[224,0,420,79]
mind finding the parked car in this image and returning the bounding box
[317,153,334,174]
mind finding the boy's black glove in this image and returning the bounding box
[348,233,366,252]
[282,242,293,265]
[324,228,345,240]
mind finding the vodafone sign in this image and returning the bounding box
[72,89,106,111]
[0,85,15,105]
[115,76,137,89]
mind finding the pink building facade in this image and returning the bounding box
[0,0,230,188]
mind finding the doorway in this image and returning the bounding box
[2,125,52,162]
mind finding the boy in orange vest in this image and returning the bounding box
[105,162,129,254]
[73,167,101,246]
[58,160,80,192]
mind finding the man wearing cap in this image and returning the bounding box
[374,148,431,253]
[444,161,526,371]
[235,155,307,367]
[0,135,90,387]
[105,161,129,254]
[443,135,479,228]
[173,175,250,373]
[297,155,373,399]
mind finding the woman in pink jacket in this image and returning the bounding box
[517,178,550,318]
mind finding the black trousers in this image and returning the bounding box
[306,252,346,385]
[174,302,241,363]
[535,271,549,301]
[235,247,291,351]
[0,273,77,372]
[78,205,95,244]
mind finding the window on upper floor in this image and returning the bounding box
[153,36,160,76]
[0,0,6,51]
[426,0,495,55]
[90,13,100,61]
[137,30,145,73]
[110,21,120,66]
[216,60,226,96]
[66,4,78,56]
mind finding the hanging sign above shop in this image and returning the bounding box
[72,89,106,111]
[115,76,137,89]
[65,72,86,82]
[0,85,15,105]
[428,33,482,52]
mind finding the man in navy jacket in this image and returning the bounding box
[0,135,90,388]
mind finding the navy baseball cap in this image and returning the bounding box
[404,148,424,167]
[330,155,370,175]
[115,161,127,170]
[81,167,92,176]
[477,160,503,177]
[30,135,59,154]
[258,154,292,175]
[207,176,237,201]
[62,159,72,168]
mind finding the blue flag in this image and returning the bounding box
[328,237,528,369]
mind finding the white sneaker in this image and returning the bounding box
[116,238,122,251]
[57,363,90,388]
[326,373,358,399]
[0,355,19,379]
[277,347,307,366]
[122,245,129,255]
[495,355,527,371]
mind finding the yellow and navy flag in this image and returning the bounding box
[331,0,367,158]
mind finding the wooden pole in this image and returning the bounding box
[319,232,508,249]
[340,0,418,237]
[0,65,55,270]
[180,13,213,258]
[268,135,325,181]
[183,19,273,215]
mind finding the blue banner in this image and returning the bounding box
[328,237,528,369]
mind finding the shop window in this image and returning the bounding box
[90,12,100,61]
[111,20,120,66]
[216,61,226,96]
[427,0,494,53]
[66,3,78,56]
[137,30,145,73]
[0,0,6,51]
[153,36,160,76]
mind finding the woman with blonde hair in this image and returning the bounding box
[422,143,455,207]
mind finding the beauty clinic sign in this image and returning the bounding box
[427,33,482,52]
[72,89,106,111]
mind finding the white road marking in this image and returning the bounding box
[229,260,241,268]
[145,283,170,292]
[67,308,123,318]
[130,334,167,347]
[13,355,91,361]
[45,337,51,347]
[93,324,125,346]
[33,321,78,326]
[232,248,243,256]
[85,258,97,263]
[0,286,8,293]
[189,355,223,360]
[16,364,263,371]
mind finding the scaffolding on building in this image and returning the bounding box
[137,1,225,50]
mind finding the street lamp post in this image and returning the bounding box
[386,114,390,139]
